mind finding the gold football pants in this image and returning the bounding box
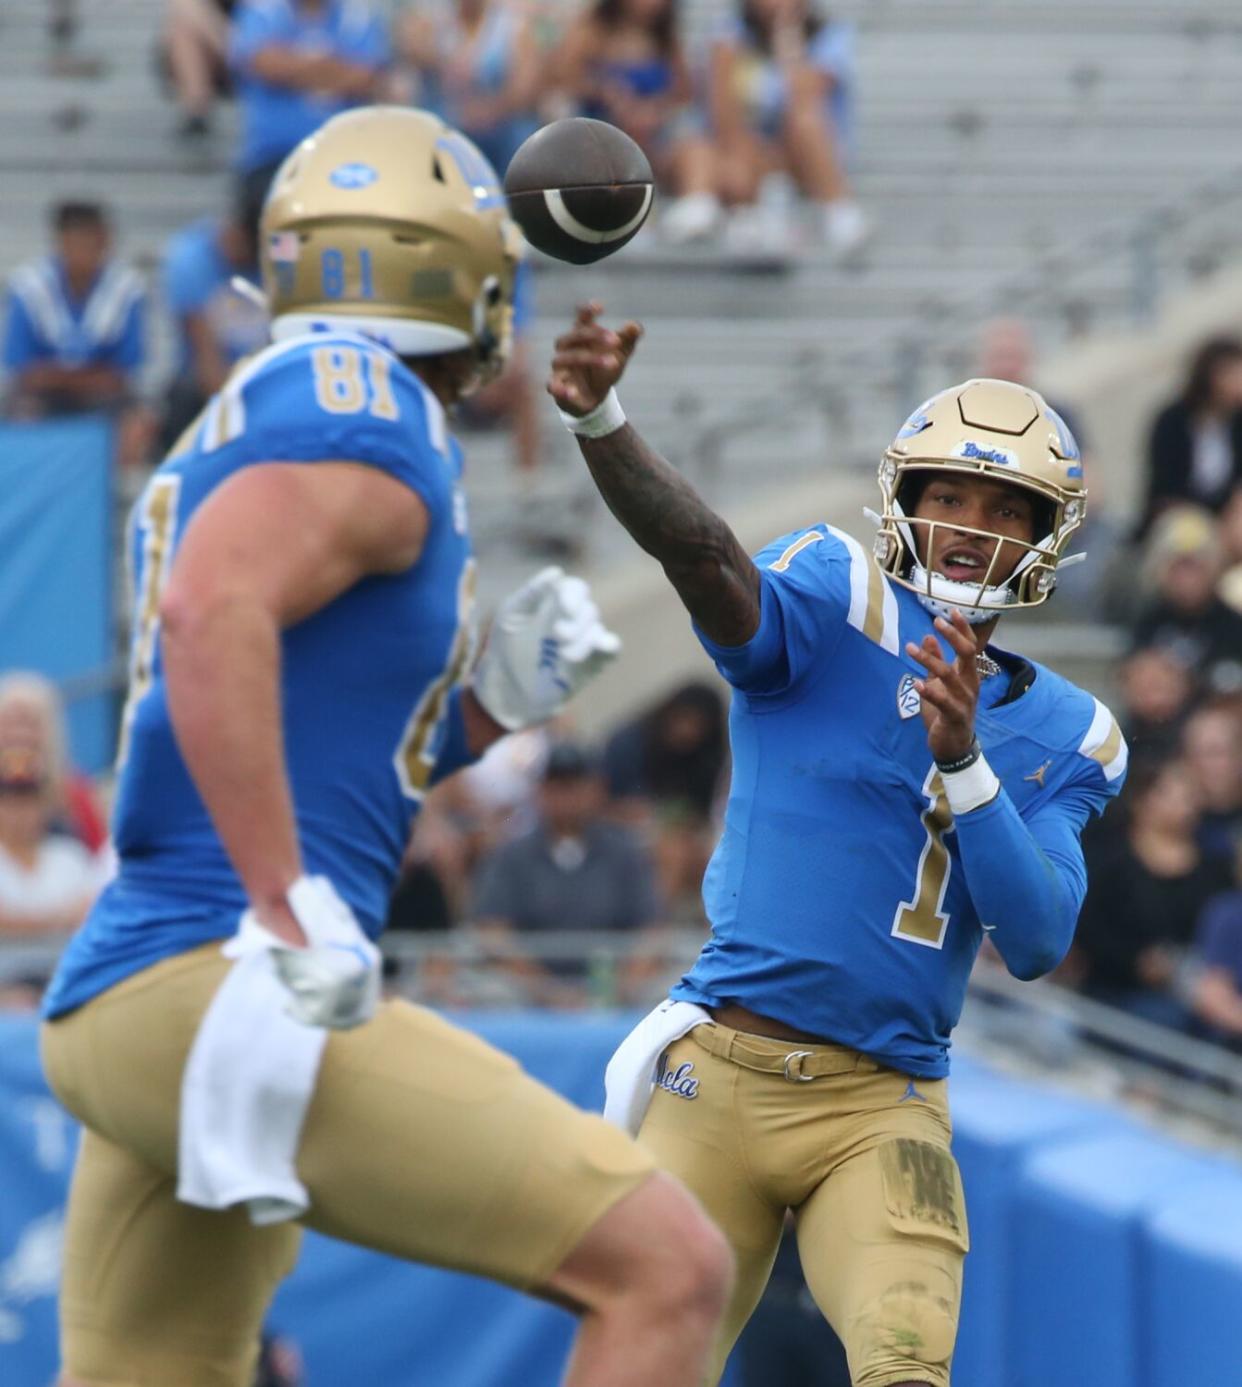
[41,943,653,1387]
[639,1023,969,1387]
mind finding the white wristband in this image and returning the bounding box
[560,388,626,439]
[940,754,1001,817]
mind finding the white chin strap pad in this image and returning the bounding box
[908,564,1013,624]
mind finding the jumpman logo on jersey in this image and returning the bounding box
[898,1080,927,1104]
[1024,759,1053,788]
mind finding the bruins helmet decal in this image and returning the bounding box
[260,106,523,387]
[875,379,1086,621]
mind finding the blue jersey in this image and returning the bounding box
[229,0,390,173]
[162,219,267,378]
[4,255,145,376]
[672,525,1127,1077]
[44,331,474,1017]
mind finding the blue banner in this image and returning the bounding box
[0,418,115,773]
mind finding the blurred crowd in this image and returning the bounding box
[3,0,868,476]
[0,670,730,1013]
[158,0,867,253]
[1063,337,1242,1053]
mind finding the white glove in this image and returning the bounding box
[471,566,621,732]
[230,876,381,1030]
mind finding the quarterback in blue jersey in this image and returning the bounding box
[548,305,1126,1387]
[39,113,732,1387]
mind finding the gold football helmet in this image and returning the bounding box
[260,106,523,386]
[874,378,1086,620]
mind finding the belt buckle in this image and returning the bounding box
[783,1049,816,1083]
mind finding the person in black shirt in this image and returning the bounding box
[1074,753,1234,1029]
[471,743,660,1003]
[1138,336,1242,541]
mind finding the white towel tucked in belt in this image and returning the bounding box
[177,924,327,1226]
[603,998,712,1136]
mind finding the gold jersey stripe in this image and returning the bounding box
[1088,715,1123,772]
[863,554,888,646]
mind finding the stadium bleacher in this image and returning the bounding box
[6,0,1242,531]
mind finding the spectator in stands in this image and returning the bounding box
[604,681,726,921]
[1132,505,1242,699]
[708,0,865,253]
[3,201,151,466]
[160,178,268,451]
[255,1332,304,1387]
[1116,640,1197,763]
[160,0,237,141]
[470,742,660,1005]
[977,317,1084,444]
[1188,848,1242,1051]
[555,0,720,243]
[0,680,106,939]
[1136,336,1242,541]
[396,0,540,177]
[1074,754,1234,1030]
[0,674,107,853]
[229,0,390,204]
[976,317,1126,621]
[1181,700,1242,863]
[456,724,553,846]
[1217,484,1242,615]
[604,680,728,819]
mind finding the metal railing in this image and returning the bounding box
[5,931,1238,1148]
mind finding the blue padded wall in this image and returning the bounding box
[949,1065,1121,1387]
[1010,1131,1225,1387]
[1143,1175,1242,1386]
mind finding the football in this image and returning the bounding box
[503,117,654,265]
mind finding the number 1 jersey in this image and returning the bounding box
[672,525,1126,1077]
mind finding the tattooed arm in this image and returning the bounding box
[547,303,761,647]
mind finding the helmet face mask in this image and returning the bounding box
[875,379,1087,622]
[259,107,523,391]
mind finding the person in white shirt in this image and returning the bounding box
[0,674,106,938]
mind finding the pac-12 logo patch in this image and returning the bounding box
[897,673,922,720]
[657,1059,699,1100]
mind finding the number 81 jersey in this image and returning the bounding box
[43,331,474,1017]
[672,524,1125,1078]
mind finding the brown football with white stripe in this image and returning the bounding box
[503,118,654,265]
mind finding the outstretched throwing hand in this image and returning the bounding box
[547,301,643,418]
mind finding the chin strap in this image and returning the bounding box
[907,564,1010,624]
